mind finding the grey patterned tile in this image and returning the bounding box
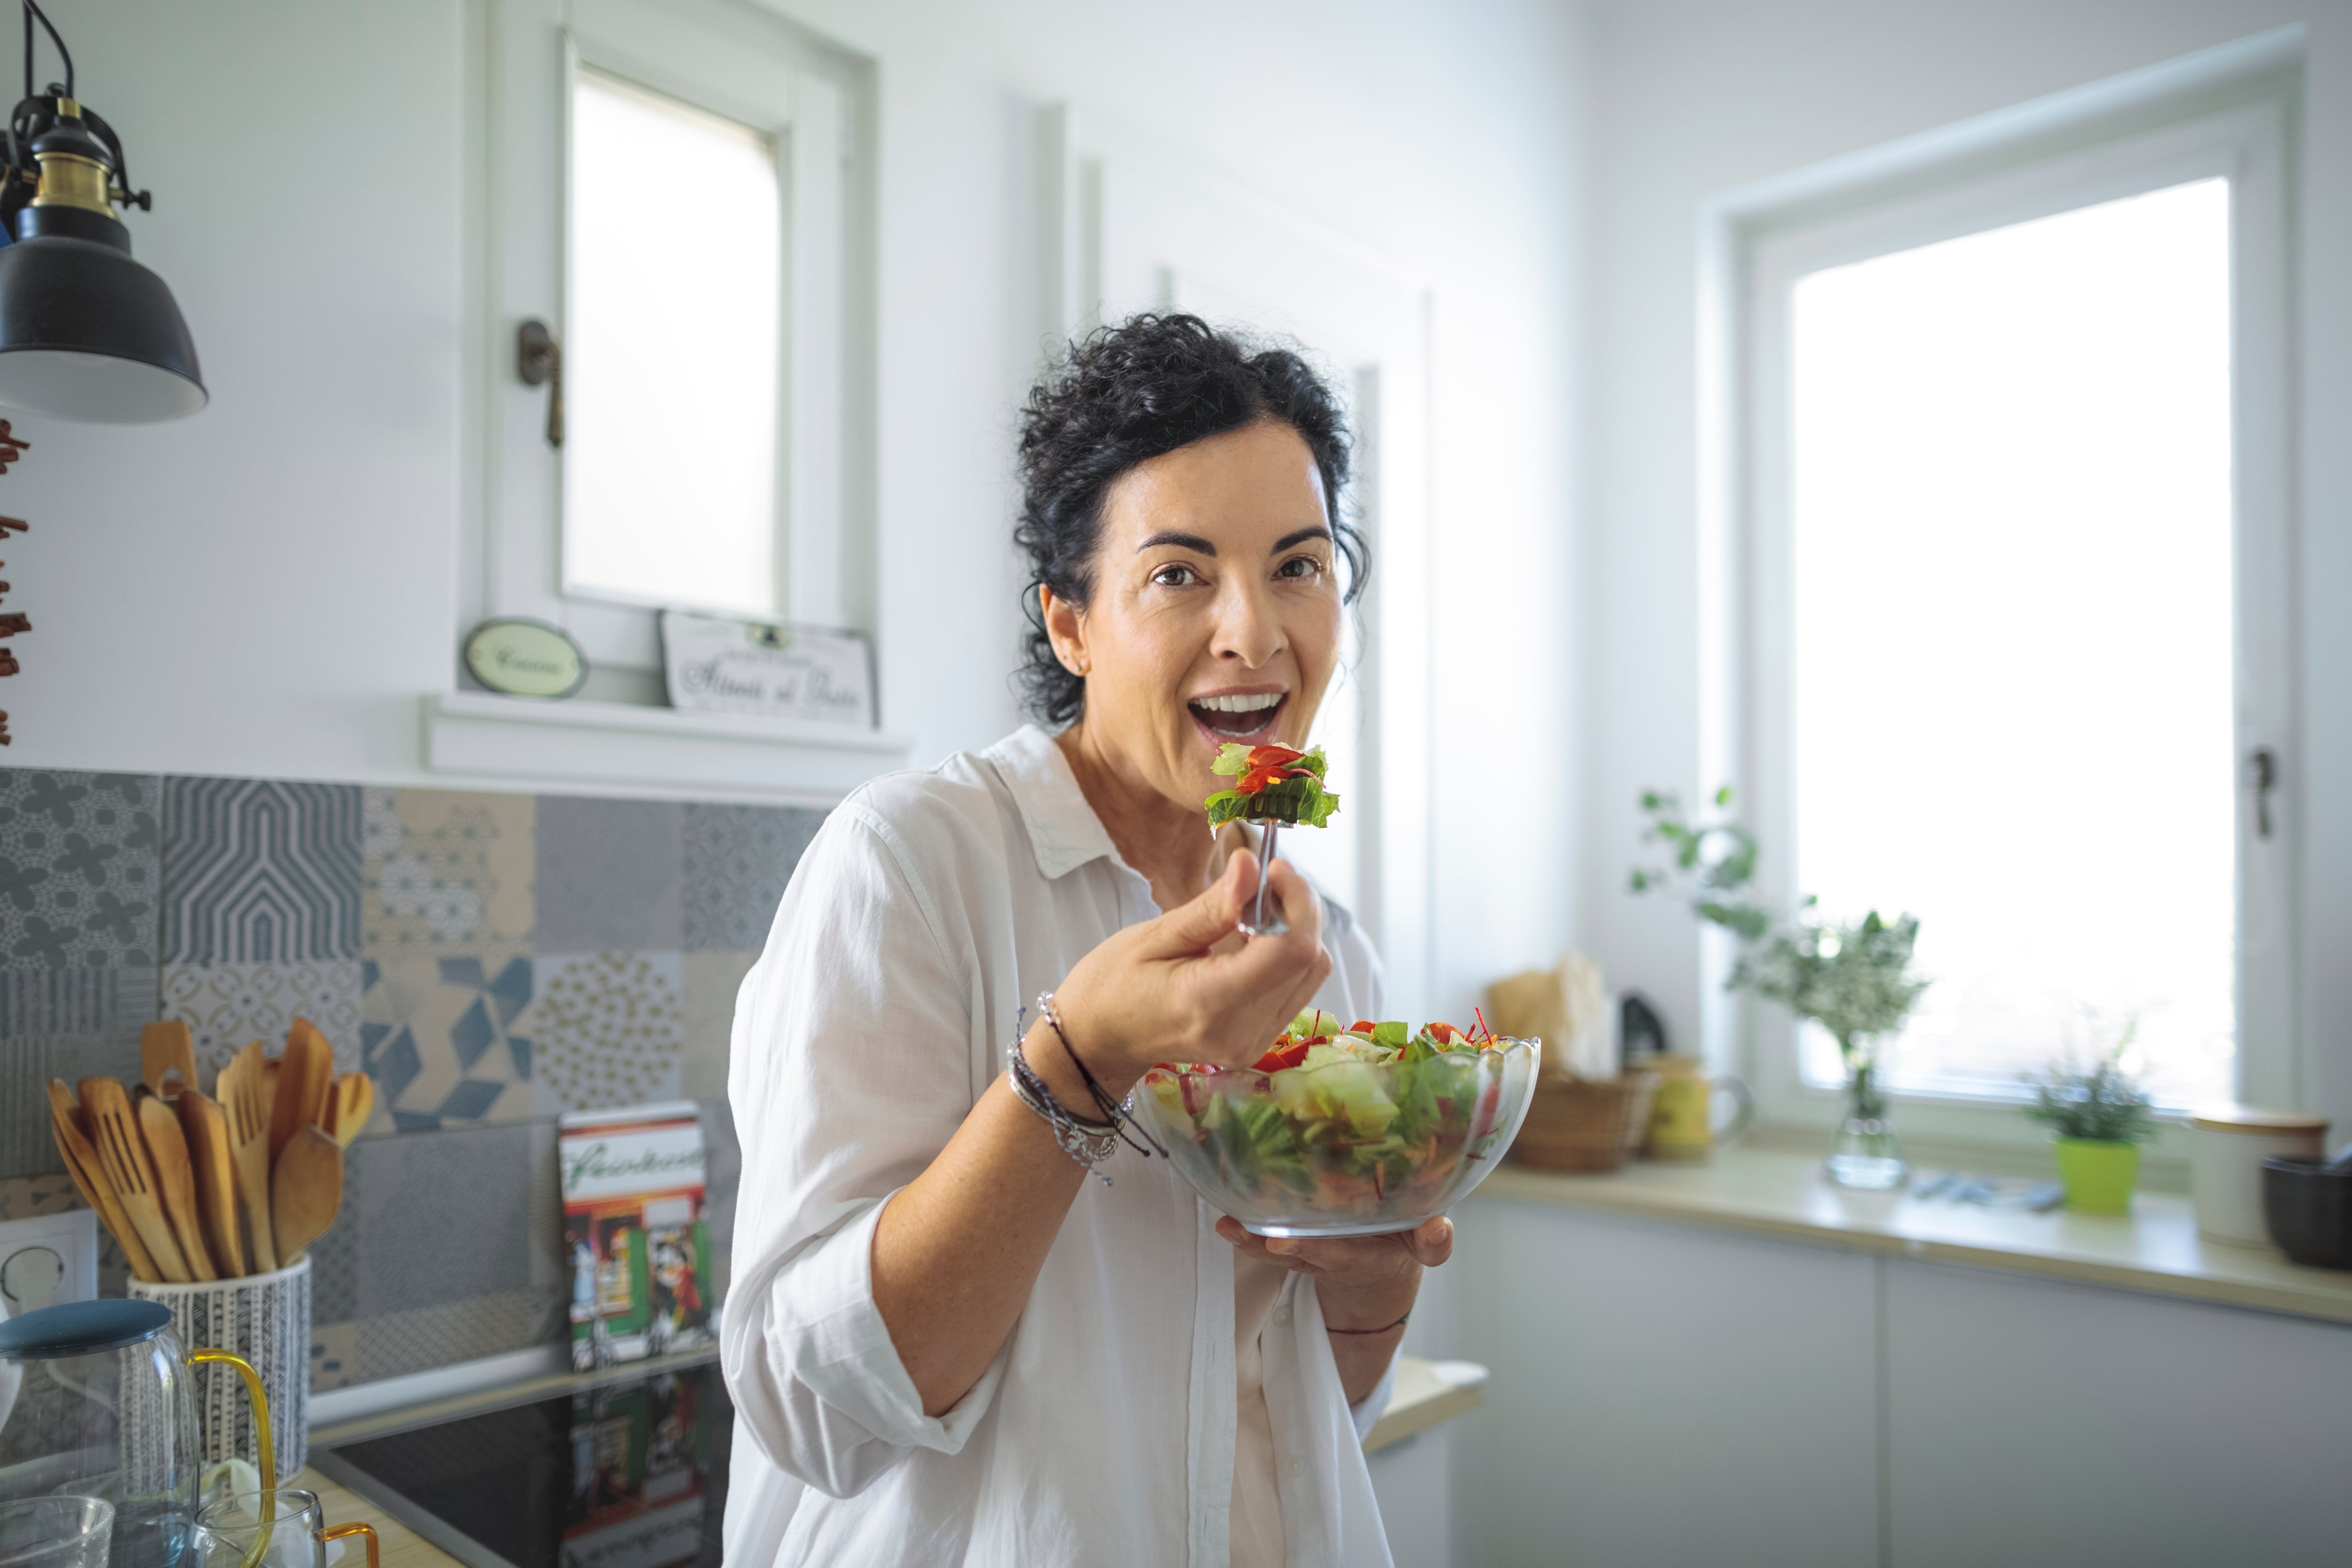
[681,950,755,1098]
[342,1120,532,1315]
[0,966,157,1036]
[363,788,535,953]
[0,771,159,968]
[160,960,362,1079]
[314,1289,547,1391]
[529,951,683,1114]
[162,778,362,966]
[681,803,823,951]
[532,797,681,952]
[361,950,534,1132]
[0,1030,142,1178]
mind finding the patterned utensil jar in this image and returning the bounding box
[131,1257,311,1482]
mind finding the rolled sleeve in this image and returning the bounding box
[722,800,1004,1501]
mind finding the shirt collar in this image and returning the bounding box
[984,724,1122,881]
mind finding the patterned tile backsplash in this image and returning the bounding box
[0,763,825,1393]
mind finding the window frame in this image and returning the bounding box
[473,0,869,701]
[1697,46,2303,1151]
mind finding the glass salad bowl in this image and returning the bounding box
[1132,1027,1540,1238]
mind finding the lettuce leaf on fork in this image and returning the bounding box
[1204,742,1340,828]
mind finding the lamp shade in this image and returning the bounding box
[0,209,204,423]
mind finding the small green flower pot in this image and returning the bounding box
[2055,1137,2140,1215]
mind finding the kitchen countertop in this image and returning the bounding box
[306,1352,1482,1566]
[1475,1141,2352,1326]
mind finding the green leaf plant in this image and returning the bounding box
[2020,1025,2157,1145]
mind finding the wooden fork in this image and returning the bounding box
[48,1079,161,1282]
[221,1045,280,1273]
[80,1077,191,1283]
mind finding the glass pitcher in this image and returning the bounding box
[0,1300,271,1568]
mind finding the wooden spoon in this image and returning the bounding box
[271,1019,335,1161]
[328,1072,374,1147]
[271,1124,343,1263]
[81,1077,191,1283]
[140,1019,197,1097]
[176,1088,246,1277]
[139,1094,217,1281]
[221,1048,280,1274]
[48,1080,161,1282]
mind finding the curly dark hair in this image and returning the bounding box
[1014,313,1365,727]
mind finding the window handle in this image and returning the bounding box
[517,318,564,448]
[2247,747,2278,839]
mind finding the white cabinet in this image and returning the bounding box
[1453,1199,2352,1568]
[1884,1260,2352,1567]
[1449,1202,1882,1567]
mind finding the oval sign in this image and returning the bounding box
[463,618,587,700]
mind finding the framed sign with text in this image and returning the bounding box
[660,610,874,726]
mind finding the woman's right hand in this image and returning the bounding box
[1049,850,1330,1093]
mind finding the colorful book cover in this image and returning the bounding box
[559,1102,719,1372]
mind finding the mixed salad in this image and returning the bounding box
[1204,742,1340,829]
[1141,1010,1530,1222]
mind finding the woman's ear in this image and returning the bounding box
[1041,586,1090,677]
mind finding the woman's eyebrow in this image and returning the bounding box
[1136,530,1216,554]
[1270,526,1334,552]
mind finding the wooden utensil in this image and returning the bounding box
[221,1048,280,1273]
[48,1079,161,1282]
[327,1072,374,1147]
[138,1094,217,1281]
[140,1019,198,1096]
[271,1019,335,1161]
[176,1088,246,1277]
[271,1123,343,1262]
[81,1077,192,1283]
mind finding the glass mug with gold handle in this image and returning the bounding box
[190,1490,379,1568]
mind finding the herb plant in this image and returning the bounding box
[2022,1032,2156,1145]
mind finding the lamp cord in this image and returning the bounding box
[19,1,69,102]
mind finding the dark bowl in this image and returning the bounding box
[2261,1157,2352,1270]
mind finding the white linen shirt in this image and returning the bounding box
[722,724,1398,1568]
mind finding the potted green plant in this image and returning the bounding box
[2023,1034,2155,1214]
[1631,789,1930,1188]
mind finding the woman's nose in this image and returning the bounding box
[1210,577,1287,669]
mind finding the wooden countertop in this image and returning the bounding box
[306,1353,1479,1564]
[1475,1142,2352,1326]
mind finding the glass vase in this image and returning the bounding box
[1824,1051,1908,1189]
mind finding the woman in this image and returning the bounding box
[723,314,1449,1566]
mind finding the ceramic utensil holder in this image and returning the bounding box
[131,1257,310,1481]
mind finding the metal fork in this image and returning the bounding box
[1236,820,1287,938]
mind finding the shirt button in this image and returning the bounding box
[1273,1305,1292,1327]
[1286,1457,1305,1477]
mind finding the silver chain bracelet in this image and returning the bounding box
[1007,1031,1121,1185]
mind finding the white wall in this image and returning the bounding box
[1580,0,2352,1132]
[0,0,1586,1021]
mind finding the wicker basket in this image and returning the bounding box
[1510,1072,1652,1173]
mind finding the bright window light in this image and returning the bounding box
[1789,177,2234,1109]
[567,68,782,617]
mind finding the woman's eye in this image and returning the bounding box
[1276,555,1327,581]
[1151,564,1199,588]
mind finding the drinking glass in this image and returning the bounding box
[188,1491,375,1568]
[0,1497,114,1568]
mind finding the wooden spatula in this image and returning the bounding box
[327,1072,374,1147]
[271,1123,343,1263]
[176,1088,246,1277]
[48,1080,161,1282]
[140,1019,197,1097]
[81,1077,192,1283]
[221,1047,280,1273]
[139,1094,217,1281]
[271,1019,335,1161]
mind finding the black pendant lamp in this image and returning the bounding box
[0,0,201,422]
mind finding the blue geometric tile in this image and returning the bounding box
[681,803,824,951]
[533,797,681,952]
[364,949,534,1131]
[162,778,362,965]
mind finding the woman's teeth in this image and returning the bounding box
[1190,693,1284,735]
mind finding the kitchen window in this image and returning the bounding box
[470,0,872,705]
[1716,64,2300,1136]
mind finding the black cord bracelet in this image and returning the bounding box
[1327,1310,1411,1336]
[1036,991,1165,1158]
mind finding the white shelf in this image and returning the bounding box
[422,691,915,803]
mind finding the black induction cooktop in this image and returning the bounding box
[311,1356,731,1568]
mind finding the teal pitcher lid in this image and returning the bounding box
[0,1297,170,1359]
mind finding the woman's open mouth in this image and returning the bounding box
[1188,690,1287,743]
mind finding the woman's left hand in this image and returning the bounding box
[1216,1216,1451,1408]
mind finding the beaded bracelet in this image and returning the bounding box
[1036,992,1165,1159]
[1006,1032,1122,1185]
